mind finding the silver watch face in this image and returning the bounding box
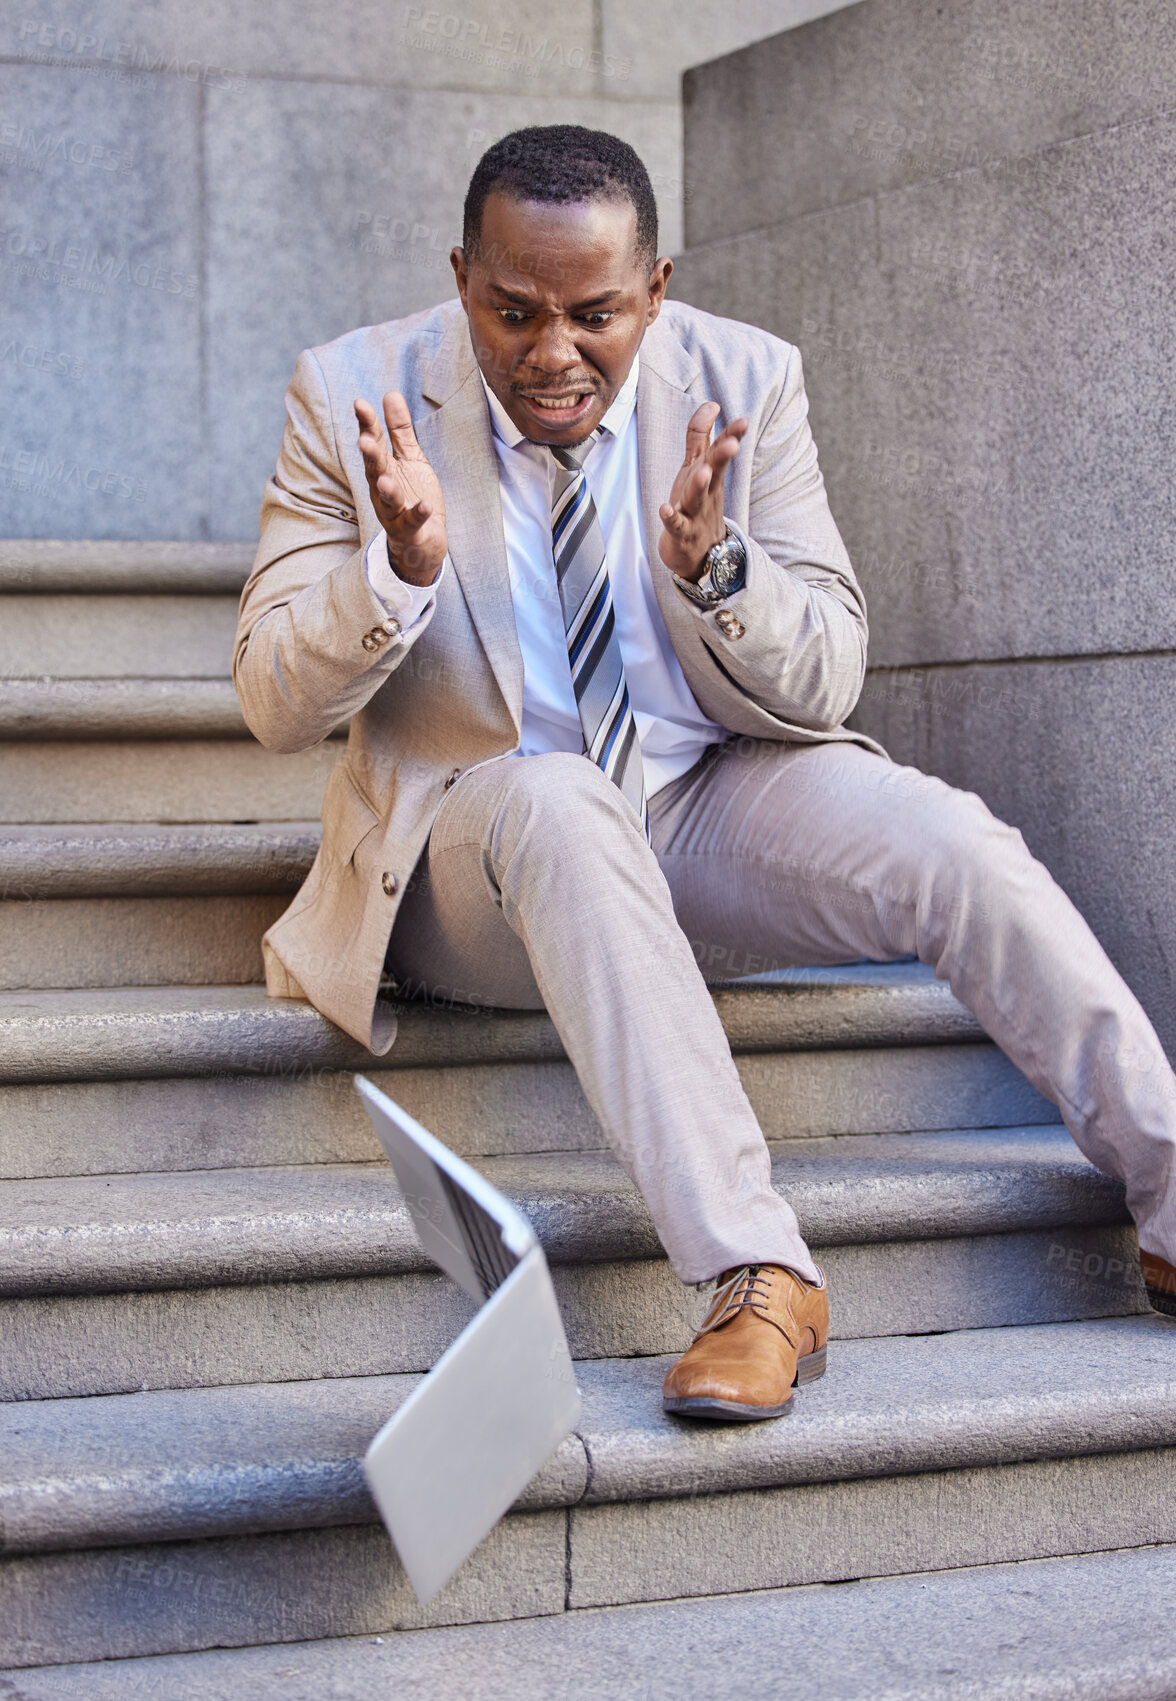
[707,535,746,597]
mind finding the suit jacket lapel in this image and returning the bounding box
[415,317,523,737]
[637,315,705,663]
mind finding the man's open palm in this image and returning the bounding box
[658,401,748,580]
[354,391,447,585]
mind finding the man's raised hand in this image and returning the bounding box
[658,401,749,582]
[354,392,448,586]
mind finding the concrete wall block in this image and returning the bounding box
[205,79,682,540]
[600,0,853,101]
[0,1511,565,1668]
[569,1446,1176,1608]
[0,64,205,540]
[682,0,1176,243]
[671,113,1176,669]
[0,741,340,822]
[852,654,1176,1055]
[5,1,601,96]
[0,595,240,679]
[0,894,285,989]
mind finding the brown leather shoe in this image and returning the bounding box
[1141,1249,1176,1318]
[662,1263,829,1421]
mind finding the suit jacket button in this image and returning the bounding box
[381,871,399,896]
[444,767,460,790]
[716,610,746,639]
[362,634,378,652]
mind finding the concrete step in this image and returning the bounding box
[0,595,240,679]
[0,826,320,989]
[0,1317,1173,1668]
[0,540,253,595]
[0,966,989,1085]
[0,1132,1140,1399]
[0,823,320,899]
[13,1542,1173,1700]
[0,679,249,739]
[0,895,289,990]
[0,740,339,822]
[0,1040,1061,1178]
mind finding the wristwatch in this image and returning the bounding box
[670,527,747,607]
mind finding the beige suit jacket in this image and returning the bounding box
[235,296,882,1052]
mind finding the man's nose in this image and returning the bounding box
[526,317,580,372]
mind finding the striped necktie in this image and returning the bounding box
[549,434,648,837]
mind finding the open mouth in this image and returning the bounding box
[516,390,597,429]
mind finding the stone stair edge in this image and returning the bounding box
[0,682,349,743]
[0,680,247,741]
[1,1316,1172,1557]
[0,822,322,898]
[0,969,985,1084]
[12,1541,1174,1701]
[0,541,254,595]
[0,1129,1128,1297]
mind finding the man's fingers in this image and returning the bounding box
[383,390,424,460]
[355,398,392,478]
[375,471,432,529]
[354,398,386,447]
[679,456,715,516]
[684,400,720,464]
[375,467,419,517]
[706,418,749,468]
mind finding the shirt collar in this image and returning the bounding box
[479,352,640,450]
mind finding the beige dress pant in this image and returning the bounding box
[385,739,1176,1286]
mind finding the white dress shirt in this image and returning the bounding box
[366,352,724,797]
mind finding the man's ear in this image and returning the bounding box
[646,256,673,325]
[451,245,469,310]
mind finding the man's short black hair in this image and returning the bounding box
[463,125,659,272]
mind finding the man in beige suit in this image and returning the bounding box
[236,126,1176,1421]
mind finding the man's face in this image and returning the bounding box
[452,191,672,445]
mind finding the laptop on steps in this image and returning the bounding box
[354,1074,581,1604]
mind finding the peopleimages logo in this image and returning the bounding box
[16,19,245,89]
[0,227,197,298]
[0,122,135,175]
[0,445,147,503]
[401,6,630,80]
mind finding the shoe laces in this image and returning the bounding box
[696,1264,773,1335]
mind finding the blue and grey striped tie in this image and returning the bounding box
[549,435,648,837]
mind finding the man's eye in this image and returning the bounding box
[499,309,527,324]
[581,312,613,327]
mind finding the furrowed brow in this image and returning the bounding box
[571,291,623,310]
[489,285,539,307]
[488,285,625,310]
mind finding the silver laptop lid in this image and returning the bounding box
[354,1073,537,1303]
[354,1074,580,1604]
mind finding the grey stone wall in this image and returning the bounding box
[671,0,1176,1049]
[0,0,850,543]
